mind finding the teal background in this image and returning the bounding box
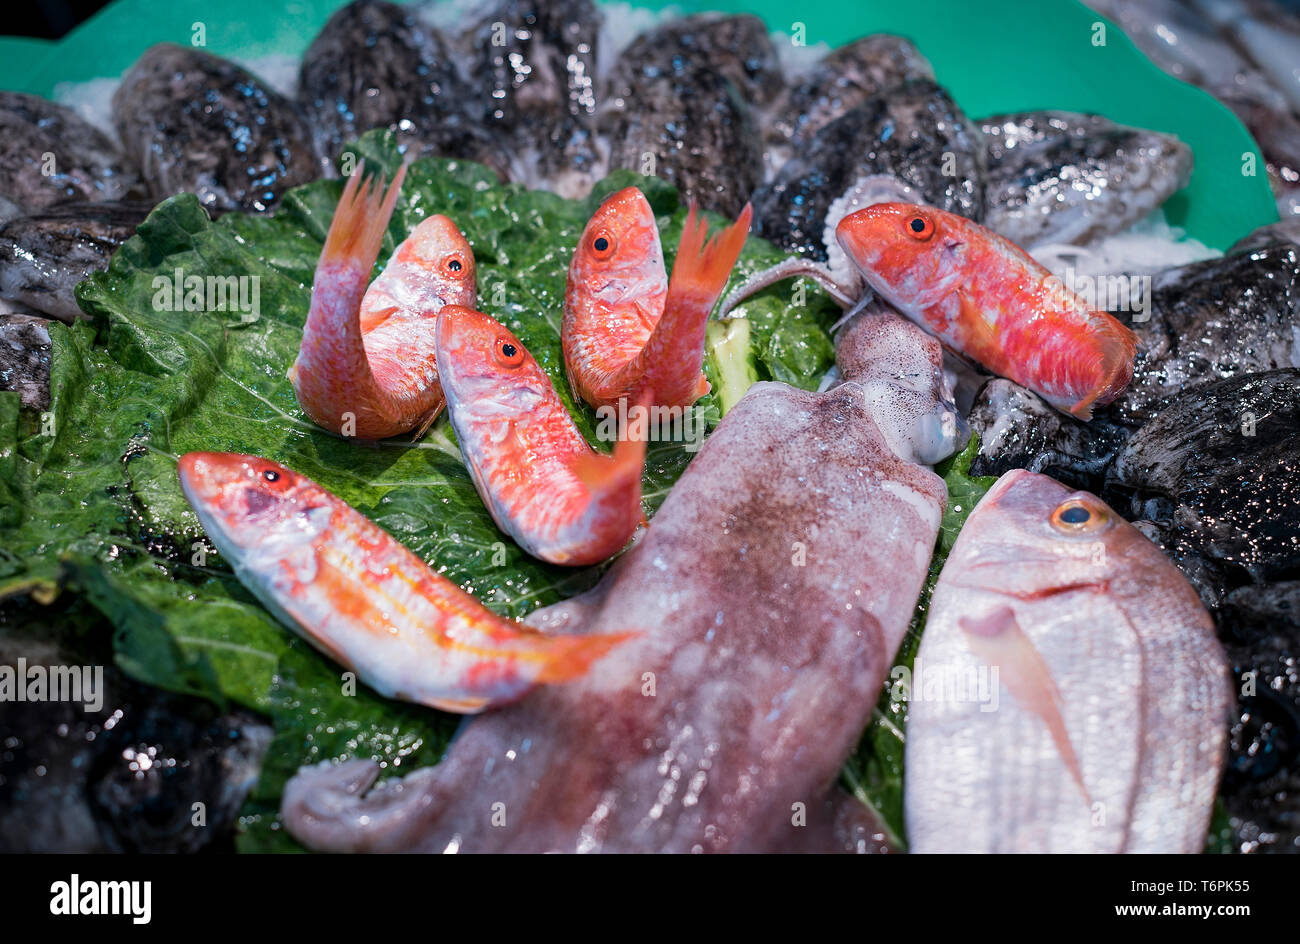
[0,0,1280,247]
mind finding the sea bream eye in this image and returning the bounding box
[1050,497,1109,534]
[263,469,279,482]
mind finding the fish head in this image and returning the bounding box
[177,452,331,567]
[391,213,477,308]
[835,203,968,309]
[435,305,552,421]
[569,186,666,300]
[948,469,1150,597]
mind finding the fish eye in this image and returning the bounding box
[263,469,279,482]
[906,214,934,241]
[1050,497,1109,534]
[495,336,525,368]
[590,231,616,259]
[442,254,468,277]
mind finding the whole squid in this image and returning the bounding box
[281,310,957,853]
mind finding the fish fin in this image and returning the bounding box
[359,301,399,334]
[960,607,1090,804]
[571,392,651,493]
[535,631,638,684]
[667,202,754,307]
[1069,316,1138,421]
[956,289,1004,367]
[320,161,407,273]
[423,694,491,714]
[410,401,445,442]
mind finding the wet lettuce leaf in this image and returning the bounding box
[0,130,840,852]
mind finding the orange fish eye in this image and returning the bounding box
[905,214,934,241]
[442,253,468,278]
[590,230,617,260]
[495,336,525,368]
[1050,497,1109,534]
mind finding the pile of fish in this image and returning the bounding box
[1,0,1299,853]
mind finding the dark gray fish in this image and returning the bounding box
[1107,369,1300,588]
[0,92,138,220]
[752,80,986,260]
[767,34,934,147]
[462,0,602,198]
[608,13,783,109]
[113,44,319,213]
[280,318,953,853]
[0,312,51,411]
[1109,243,1300,428]
[0,201,151,323]
[1191,0,1300,113]
[1087,0,1255,88]
[1210,75,1300,219]
[967,378,1130,492]
[298,0,505,175]
[1230,217,1300,253]
[0,619,270,853]
[603,64,761,218]
[1104,368,1300,853]
[1218,579,1300,854]
[980,111,1193,248]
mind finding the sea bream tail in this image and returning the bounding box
[633,203,753,407]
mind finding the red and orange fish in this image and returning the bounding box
[836,203,1138,420]
[289,162,476,440]
[178,452,631,712]
[563,186,752,409]
[437,305,649,566]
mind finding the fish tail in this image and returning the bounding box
[668,202,753,308]
[1069,316,1138,421]
[636,204,752,405]
[571,389,652,494]
[320,160,407,272]
[535,631,638,684]
[292,162,409,437]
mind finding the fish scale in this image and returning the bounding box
[178,452,630,714]
[905,469,1230,853]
